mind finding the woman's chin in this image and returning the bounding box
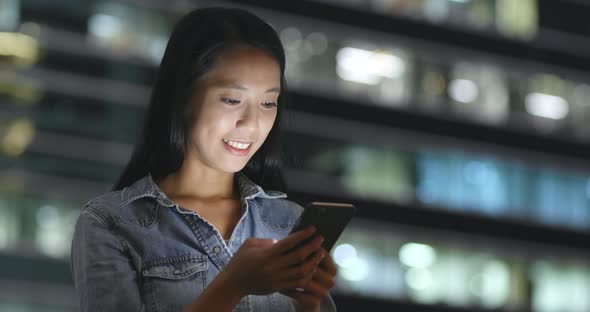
[219,162,249,173]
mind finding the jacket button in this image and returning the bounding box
[213,246,222,253]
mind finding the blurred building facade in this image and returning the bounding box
[1,0,590,311]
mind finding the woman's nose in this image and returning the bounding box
[236,103,259,129]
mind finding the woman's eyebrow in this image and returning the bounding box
[211,80,280,93]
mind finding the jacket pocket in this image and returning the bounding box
[141,253,208,312]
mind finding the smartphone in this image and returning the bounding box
[289,201,356,252]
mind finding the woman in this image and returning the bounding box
[70,6,338,312]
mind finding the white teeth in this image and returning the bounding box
[223,139,251,150]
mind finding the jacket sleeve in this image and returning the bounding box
[70,209,144,312]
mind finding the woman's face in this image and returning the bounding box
[187,45,281,173]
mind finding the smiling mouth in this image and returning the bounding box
[222,138,253,156]
[222,138,252,149]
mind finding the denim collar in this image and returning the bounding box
[120,172,287,207]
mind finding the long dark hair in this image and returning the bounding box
[113,7,287,192]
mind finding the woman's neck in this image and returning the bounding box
[157,161,237,201]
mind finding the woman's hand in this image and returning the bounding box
[219,226,326,298]
[281,249,338,312]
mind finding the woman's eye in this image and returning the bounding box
[222,98,241,105]
[262,102,277,108]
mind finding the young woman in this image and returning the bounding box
[70,6,338,312]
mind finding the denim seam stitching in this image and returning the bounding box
[82,190,123,209]
[180,213,225,271]
[143,254,206,267]
[121,192,157,207]
[142,200,158,228]
[82,207,139,269]
[194,222,224,269]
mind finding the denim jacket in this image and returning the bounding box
[70,172,337,312]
